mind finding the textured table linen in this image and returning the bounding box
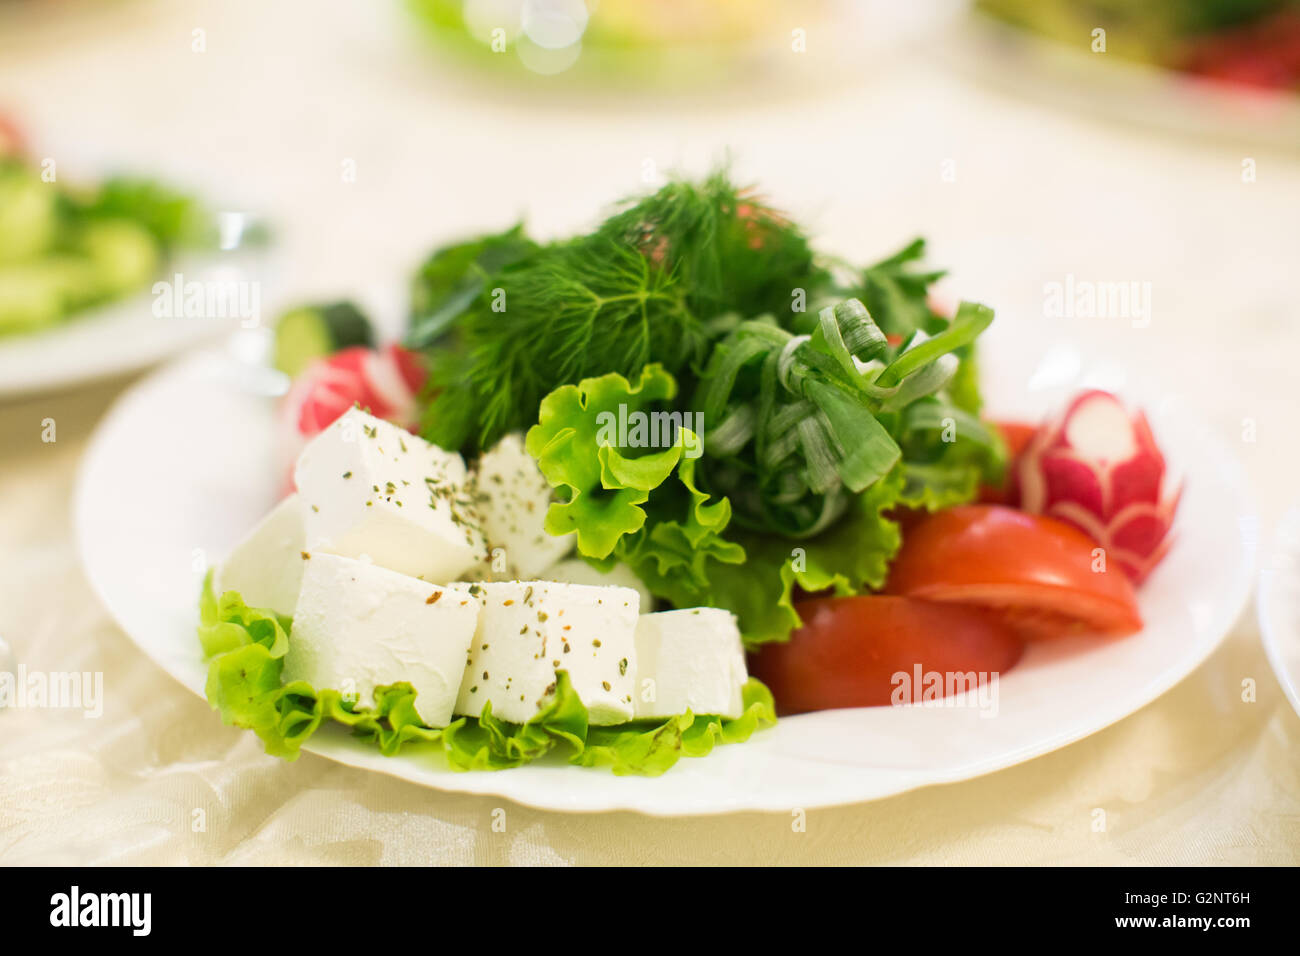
[0,0,1297,865]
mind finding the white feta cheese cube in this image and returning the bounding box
[294,407,486,583]
[217,493,305,617]
[283,552,480,727]
[455,581,639,726]
[470,433,573,578]
[539,558,652,611]
[633,607,748,719]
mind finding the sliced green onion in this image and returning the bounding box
[804,380,900,492]
[797,414,841,495]
[878,353,958,411]
[776,334,810,392]
[706,403,757,457]
[761,424,801,471]
[767,397,815,437]
[697,335,770,421]
[833,298,888,359]
[902,400,998,448]
[876,301,992,388]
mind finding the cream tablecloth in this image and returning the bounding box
[0,0,1297,865]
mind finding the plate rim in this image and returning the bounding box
[0,234,273,400]
[1258,505,1300,722]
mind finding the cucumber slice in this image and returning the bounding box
[0,165,56,264]
[0,267,65,335]
[35,255,109,312]
[273,300,374,377]
[79,219,160,296]
[0,255,123,336]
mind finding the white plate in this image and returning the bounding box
[0,224,271,399]
[75,346,1256,815]
[1259,506,1300,720]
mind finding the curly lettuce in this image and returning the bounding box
[198,575,774,775]
[682,466,907,645]
[524,363,751,622]
[525,364,683,558]
[613,451,746,609]
[576,679,775,775]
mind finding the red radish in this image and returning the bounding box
[0,114,24,157]
[286,344,425,436]
[387,343,428,396]
[1016,390,1179,583]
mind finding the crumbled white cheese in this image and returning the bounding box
[217,493,305,617]
[537,558,653,611]
[455,580,639,725]
[283,552,480,727]
[294,407,486,582]
[470,433,574,579]
[633,607,748,719]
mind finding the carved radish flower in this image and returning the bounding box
[1016,390,1179,583]
[284,344,425,438]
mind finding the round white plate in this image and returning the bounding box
[1259,505,1300,720]
[75,345,1255,815]
[0,224,271,399]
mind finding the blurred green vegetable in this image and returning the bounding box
[0,158,212,338]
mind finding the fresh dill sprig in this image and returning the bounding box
[410,169,828,454]
[597,170,827,323]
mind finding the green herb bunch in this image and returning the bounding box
[408,170,1004,644]
[409,171,825,453]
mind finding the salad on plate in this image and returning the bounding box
[0,118,217,339]
[200,172,1180,776]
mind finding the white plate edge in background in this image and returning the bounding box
[1258,505,1300,721]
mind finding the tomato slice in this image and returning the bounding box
[747,596,1025,714]
[885,504,1142,638]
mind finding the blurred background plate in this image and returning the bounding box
[73,338,1255,815]
[0,222,273,398]
[404,0,965,96]
[951,3,1300,152]
[1259,505,1300,720]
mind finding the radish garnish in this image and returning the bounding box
[284,344,425,437]
[1016,390,1180,583]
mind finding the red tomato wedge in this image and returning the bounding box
[747,596,1025,714]
[979,420,1037,504]
[885,504,1142,639]
[996,421,1038,460]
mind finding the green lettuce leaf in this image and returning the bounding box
[525,364,683,559]
[708,466,906,646]
[525,365,749,617]
[614,449,746,607]
[198,574,773,772]
[894,394,1007,509]
[575,679,776,776]
[441,671,588,771]
[66,175,217,251]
